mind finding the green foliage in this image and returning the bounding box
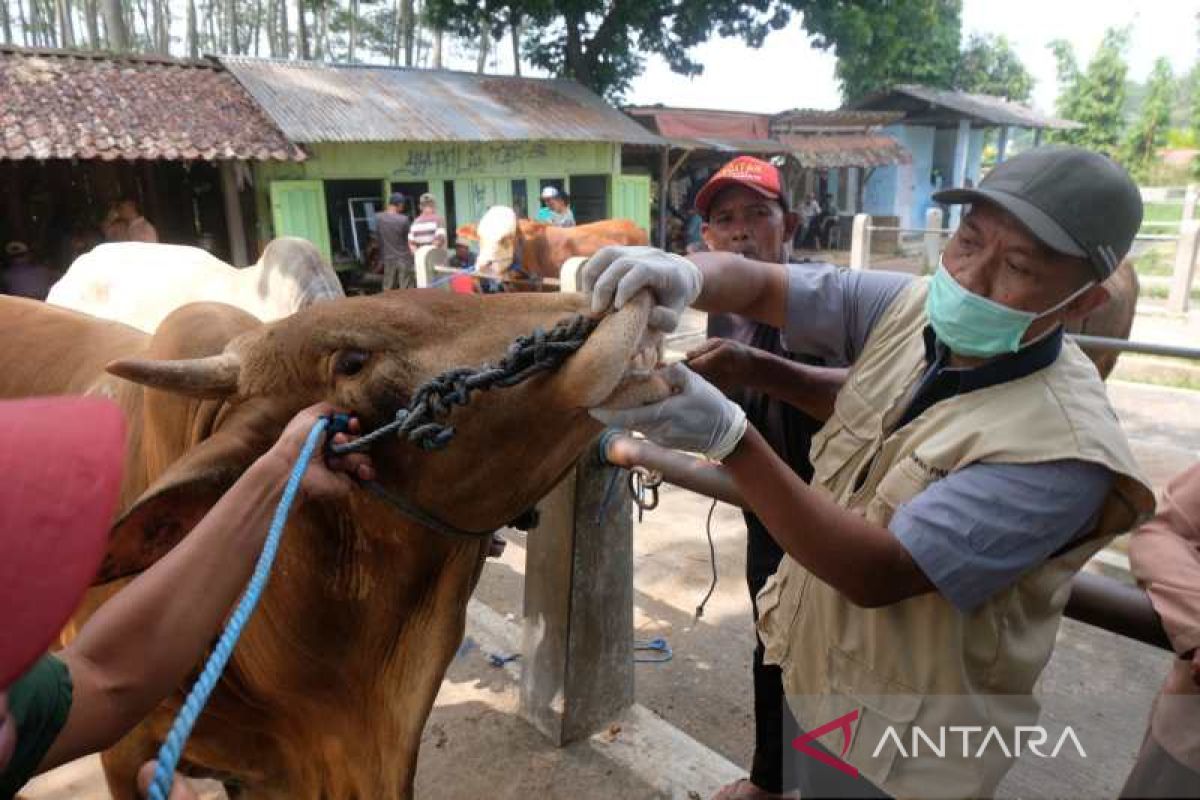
[1123,57,1175,178]
[1047,27,1130,158]
[954,33,1033,101]
[426,0,792,102]
[799,0,963,103]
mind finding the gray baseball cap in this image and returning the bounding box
[933,145,1143,279]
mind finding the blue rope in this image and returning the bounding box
[147,417,331,800]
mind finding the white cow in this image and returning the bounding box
[47,237,343,333]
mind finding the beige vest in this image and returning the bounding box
[757,279,1154,799]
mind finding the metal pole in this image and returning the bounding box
[598,433,1172,650]
[1068,333,1200,361]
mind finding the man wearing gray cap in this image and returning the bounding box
[581,146,1156,798]
[373,192,414,290]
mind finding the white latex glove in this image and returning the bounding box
[590,362,748,461]
[580,246,703,332]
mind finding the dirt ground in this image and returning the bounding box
[21,313,1200,800]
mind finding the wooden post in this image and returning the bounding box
[1168,220,1200,313]
[414,244,448,288]
[996,126,1010,163]
[220,161,249,267]
[518,258,635,745]
[949,119,971,229]
[849,213,871,270]
[924,207,944,274]
[657,146,670,249]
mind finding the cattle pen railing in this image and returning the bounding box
[850,208,1200,314]
[410,243,1183,750]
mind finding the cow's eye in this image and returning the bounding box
[333,349,370,377]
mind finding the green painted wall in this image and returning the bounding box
[254,140,623,247]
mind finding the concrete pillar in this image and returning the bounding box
[924,207,945,274]
[846,167,860,215]
[996,126,1010,163]
[1168,220,1200,313]
[220,161,249,267]
[559,256,586,293]
[414,244,448,289]
[1184,184,1197,224]
[949,119,971,229]
[849,213,871,270]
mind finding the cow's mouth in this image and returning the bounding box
[555,291,672,411]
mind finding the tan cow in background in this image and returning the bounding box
[457,205,648,282]
[0,287,664,799]
[47,237,343,332]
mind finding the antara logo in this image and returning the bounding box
[873,725,1087,760]
[791,709,861,778]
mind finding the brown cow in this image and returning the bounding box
[458,205,648,281]
[1067,258,1139,380]
[0,289,666,799]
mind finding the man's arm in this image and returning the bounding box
[1131,464,1200,669]
[687,252,789,328]
[724,426,934,607]
[686,337,846,421]
[40,405,373,770]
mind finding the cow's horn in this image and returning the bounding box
[106,352,242,398]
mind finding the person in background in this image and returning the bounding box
[689,156,847,800]
[796,194,821,250]
[0,398,372,799]
[535,186,576,228]
[373,193,414,290]
[114,199,158,243]
[1121,463,1200,798]
[1,241,56,300]
[408,193,448,253]
[685,204,706,254]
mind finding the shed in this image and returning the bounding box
[0,45,302,272]
[220,58,666,267]
[850,84,1082,228]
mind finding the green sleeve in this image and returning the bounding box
[0,654,73,799]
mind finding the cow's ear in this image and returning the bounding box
[96,417,277,583]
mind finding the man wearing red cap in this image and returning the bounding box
[0,398,373,798]
[682,156,850,800]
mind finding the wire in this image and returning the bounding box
[694,498,719,619]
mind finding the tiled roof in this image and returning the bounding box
[0,46,304,161]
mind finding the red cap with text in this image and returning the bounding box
[695,156,786,216]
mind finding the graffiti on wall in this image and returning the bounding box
[391,142,560,179]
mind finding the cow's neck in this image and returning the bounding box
[203,495,486,797]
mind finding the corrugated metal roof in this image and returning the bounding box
[777,133,911,168]
[0,45,303,161]
[220,58,666,146]
[852,85,1082,130]
[663,136,789,155]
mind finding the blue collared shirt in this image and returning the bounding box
[782,264,1114,612]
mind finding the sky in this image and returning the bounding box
[625,0,1199,114]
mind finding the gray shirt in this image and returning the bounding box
[374,210,413,263]
[783,263,1114,612]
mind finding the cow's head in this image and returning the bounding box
[100,290,666,578]
[474,206,519,278]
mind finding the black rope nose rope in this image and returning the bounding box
[330,313,599,456]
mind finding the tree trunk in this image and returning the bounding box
[348,0,357,62]
[205,0,217,53]
[510,11,521,76]
[401,0,413,65]
[186,0,197,56]
[296,0,308,59]
[99,0,126,49]
[1,0,12,44]
[265,0,275,56]
[155,0,169,53]
[83,0,100,47]
[277,0,288,57]
[56,0,74,47]
[432,24,442,68]
[224,0,237,52]
[563,11,592,89]
[316,0,328,59]
[475,12,488,73]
